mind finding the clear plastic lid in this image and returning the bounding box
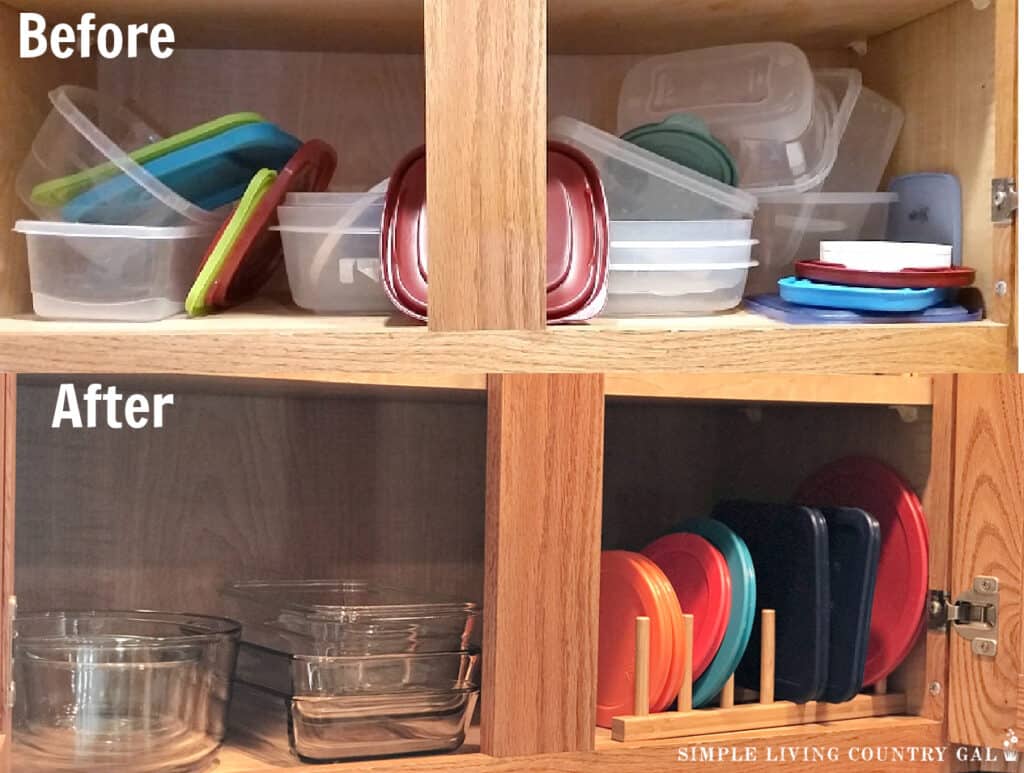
[16,86,221,226]
[733,69,862,195]
[617,43,815,141]
[549,117,756,221]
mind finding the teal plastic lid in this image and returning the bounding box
[622,115,738,186]
[674,517,756,708]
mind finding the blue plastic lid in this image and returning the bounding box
[745,293,982,324]
[887,173,962,266]
[673,518,756,708]
[778,276,948,313]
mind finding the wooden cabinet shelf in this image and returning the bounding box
[0,303,1007,376]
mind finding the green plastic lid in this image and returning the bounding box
[622,114,738,186]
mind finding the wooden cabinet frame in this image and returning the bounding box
[0,0,1016,374]
[0,372,1021,772]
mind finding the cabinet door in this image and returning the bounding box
[948,375,1024,750]
[0,374,13,758]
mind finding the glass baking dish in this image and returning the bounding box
[222,580,481,655]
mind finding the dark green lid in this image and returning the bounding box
[621,114,738,186]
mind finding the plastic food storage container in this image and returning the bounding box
[823,86,904,193]
[604,262,756,316]
[14,220,214,321]
[550,117,756,222]
[12,611,240,773]
[618,43,816,143]
[230,680,479,763]
[382,142,609,323]
[726,68,860,195]
[274,221,391,314]
[749,192,898,295]
[610,220,755,265]
[222,580,481,655]
[16,86,224,227]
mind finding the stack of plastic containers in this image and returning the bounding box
[14,86,302,321]
[274,189,393,314]
[14,87,228,320]
[550,117,758,315]
[223,580,481,763]
[617,45,905,297]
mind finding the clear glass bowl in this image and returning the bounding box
[13,610,240,773]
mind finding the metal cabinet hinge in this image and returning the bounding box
[928,576,999,656]
[992,178,1018,224]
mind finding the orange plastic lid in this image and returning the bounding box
[597,551,680,727]
[642,555,686,712]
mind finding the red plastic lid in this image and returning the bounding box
[795,260,975,290]
[597,551,680,727]
[796,457,930,687]
[381,143,608,322]
[641,533,732,682]
[202,140,337,309]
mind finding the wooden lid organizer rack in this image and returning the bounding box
[613,610,906,743]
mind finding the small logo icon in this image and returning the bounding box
[1003,728,1019,762]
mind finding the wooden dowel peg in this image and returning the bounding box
[874,677,888,696]
[634,616,651,717]
[720,674,735,708]
[760,609,776,704]
[678,614,694,712]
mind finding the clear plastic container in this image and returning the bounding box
[274,225,392,314]
[230,681,479,763]
[222,580,481,655]
[749,192,898,295]
[277,203,385,231]
[12,611,240,773]
[604,262,755,316]
[16,86,222,227]
[610,221,755,265]
[549,117,757,221]
[14,220,213,321]
[618,43,816,142]
[730,69,861,195]
[823,86,904,193]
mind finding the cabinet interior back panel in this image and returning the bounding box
[14,377,486,614]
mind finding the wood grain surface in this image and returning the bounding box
[424,0,546,331]
[948,375,1024,748]
[482,374,604,756]
[16,0,960,53]
[861,0,1007,323]
[15,376,487,614]
[0,306,1007,375]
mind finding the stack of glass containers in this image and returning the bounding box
[222,580,481,763]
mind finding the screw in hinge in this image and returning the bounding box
[971,0,992,9]
[973,639,998,657]
[929,681,942,696]
[929,597,945,618]
[976,577,999,594]
[995,281,1008,296]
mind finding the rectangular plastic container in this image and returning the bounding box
[823,86,905,193]
[610,220,755,265]
[749,192,898,296]
[278,200,385,230]
[618,43,816,142]
[230,681,479,763]
[274,224,392,314]
[222,580,481,655]
[549,117,756,222]
[14,220,212,321]
[16,86,222,227]
[604,262,755,316]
